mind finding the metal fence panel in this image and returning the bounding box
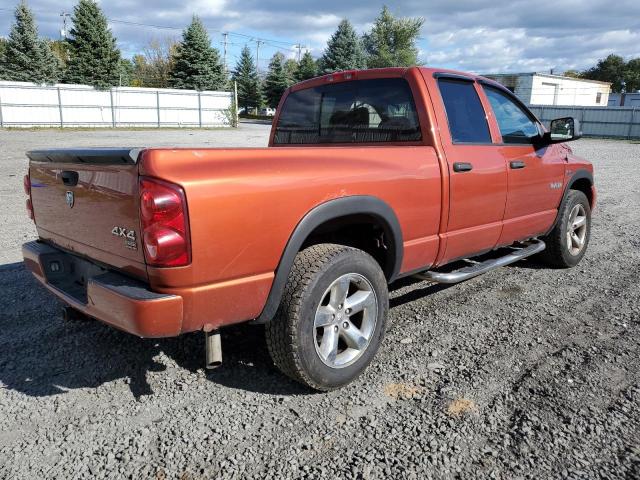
[0,81,233,128]
[529,105,640,139]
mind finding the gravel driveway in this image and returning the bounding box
[0,127,638,479]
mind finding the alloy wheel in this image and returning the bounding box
[313,273,378,369]
[567,203,588,256]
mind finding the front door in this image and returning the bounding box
[480,84,566,246]
[433,77,508,264]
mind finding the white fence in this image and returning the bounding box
[529,105,640,140]
[0,81,234,128]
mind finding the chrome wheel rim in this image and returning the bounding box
[567,204,588,256]
[313,273,378,369]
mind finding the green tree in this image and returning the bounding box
[284,58,298,83]
[363,6,424,68]
[563,69,581,78]
[0,2,60,83]
[263,52,290,108]
[65,0,120,88]
[624,58,640,93]
[232,45,262,112]
[0,38,8,59]
[295,51,318,81]
[319,19,366,73]
[582,54,627,93]
[170,16,226,90]
[117,58,135,86]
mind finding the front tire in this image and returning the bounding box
[266,244,389,391]
[539,190,591,268]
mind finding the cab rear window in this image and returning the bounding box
[273,78,422,145]
[438,79,491,144]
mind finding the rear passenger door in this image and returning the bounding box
[434,77,508,264]
[480,84,566,246]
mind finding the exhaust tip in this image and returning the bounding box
[204,330,222,369]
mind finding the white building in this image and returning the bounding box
[482,72,611,107]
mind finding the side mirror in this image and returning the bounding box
[544,117,582,144]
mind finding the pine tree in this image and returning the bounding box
[295,51,318,81]
[284,58,298,83]
[64,0,121,88]
[232,45,262,112]
[319,19,366,73]
[118,58,135,86]
[263,52,290,108]
[169,16,226,91]
[0,2,60,83]
[363,6,424,68]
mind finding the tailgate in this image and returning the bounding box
[27,148,147,278]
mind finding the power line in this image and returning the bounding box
[0,5,301,56]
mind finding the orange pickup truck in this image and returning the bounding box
[22,67,595,390]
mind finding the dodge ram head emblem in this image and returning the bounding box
[112,226,138,250]
[65,191,74,208]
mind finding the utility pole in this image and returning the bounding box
[255,40,263,73]
[294,44,303,63]
[59,11,71,39]
[222,32,229,73]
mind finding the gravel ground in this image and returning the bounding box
[0,127,638,479]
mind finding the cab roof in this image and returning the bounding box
[290,67,493,93]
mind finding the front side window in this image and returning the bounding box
[273,78,422,145]
[438,79,492,144]
[482,85,540,144]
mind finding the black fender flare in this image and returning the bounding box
[254,195,403,324]
[545,169,593,235]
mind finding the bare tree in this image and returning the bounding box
[133,37,178,88]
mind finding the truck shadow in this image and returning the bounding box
[1,260,508,400]
[0,262,310,399]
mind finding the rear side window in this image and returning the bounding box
[438,79,491,144]
[273,78,422,145]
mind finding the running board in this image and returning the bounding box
[413,240,546,284]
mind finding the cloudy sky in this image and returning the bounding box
[1,0,639,74]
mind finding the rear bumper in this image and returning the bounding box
[22,241,183,338]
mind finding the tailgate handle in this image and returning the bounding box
[61,171,79,187]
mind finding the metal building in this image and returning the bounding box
[482,72,611,107]
[607,92,640,107]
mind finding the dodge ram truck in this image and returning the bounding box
[22,67,595,391]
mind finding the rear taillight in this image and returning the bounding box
[24,173,34,221]
[139,177,191,267]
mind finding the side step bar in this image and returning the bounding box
[413,240,546,284]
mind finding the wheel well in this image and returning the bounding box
[300,214,396,280]
[570,178,593,207]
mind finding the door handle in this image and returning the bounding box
[510,160,526,169]
[60,171,79,187]
[453,162,473,172]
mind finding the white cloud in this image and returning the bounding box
[1,0,638,72]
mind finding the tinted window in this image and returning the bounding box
[482,86,540,144]
[273,78,422,145]
[438,79,491,143]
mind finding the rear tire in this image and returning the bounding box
[265,243,388,391]
[539,190,591,268]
